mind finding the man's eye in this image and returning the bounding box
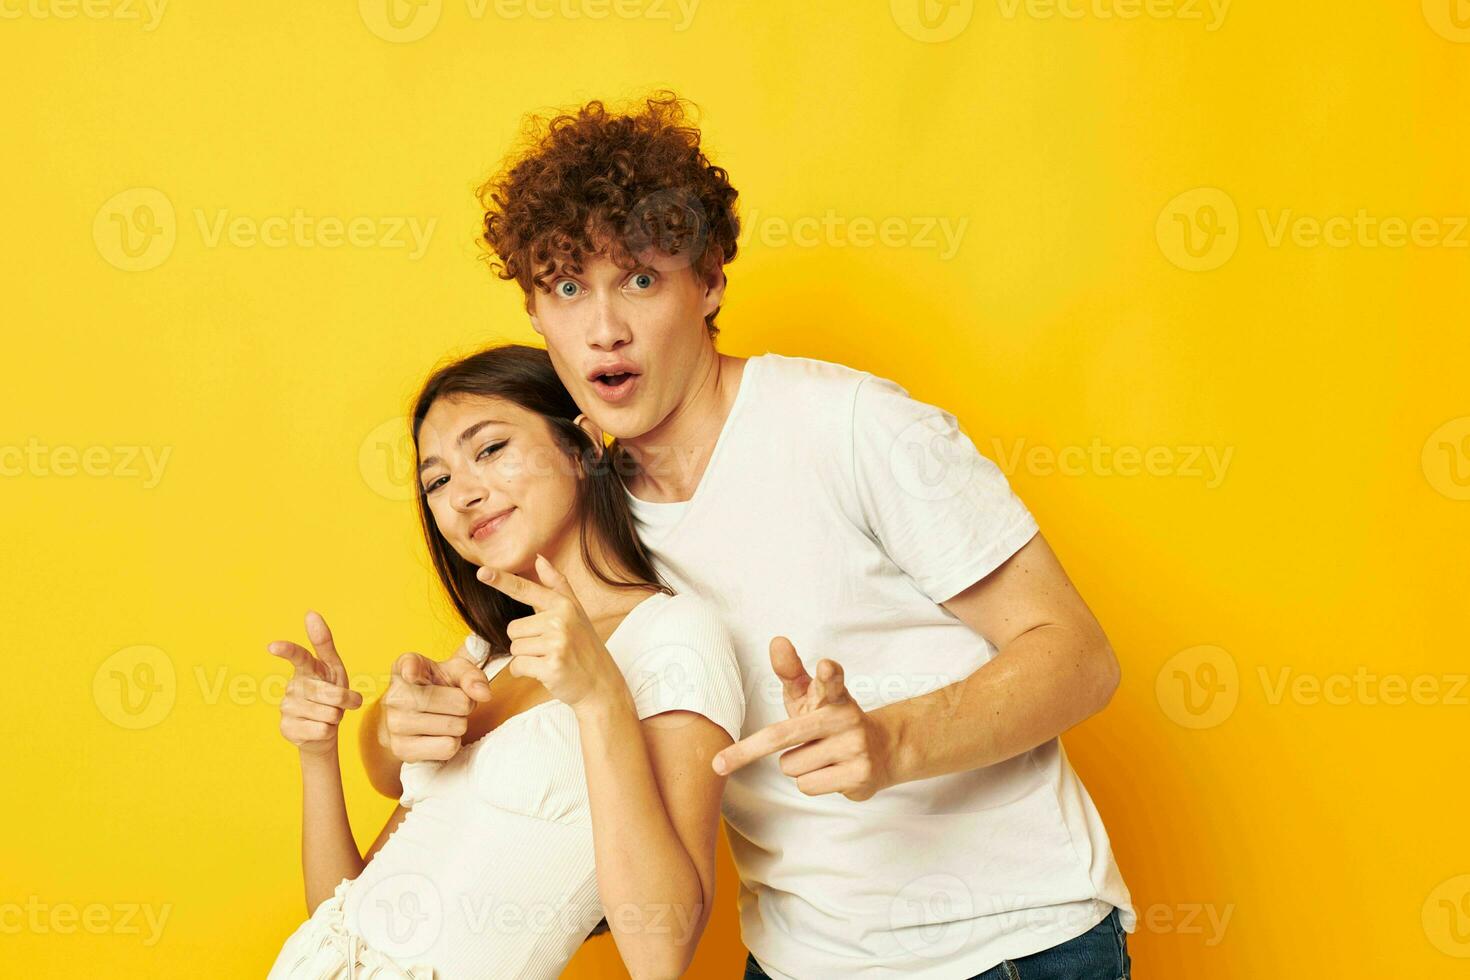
[556,280,579,298]
[629,272,655,290]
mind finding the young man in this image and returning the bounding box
[364,92,1134,978]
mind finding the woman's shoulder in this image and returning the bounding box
[617,591,746,740]
[630,591,734,647]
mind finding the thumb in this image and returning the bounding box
[769,636,811,703]
[533,553,577,602]
[304,610,347,688]
[394,651,437,686]
[440,656,494,703]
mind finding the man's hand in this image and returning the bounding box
[381,648,493,763]
[711,637,895,801]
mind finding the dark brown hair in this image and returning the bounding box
[477,90,741,338]
[409,344,672,661]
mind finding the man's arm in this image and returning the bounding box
[358,696,403,799]
[876,530,1120,785]
[713,532,1120,798]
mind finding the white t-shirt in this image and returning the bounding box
[267,591,744,980]
[625,352,1135,979]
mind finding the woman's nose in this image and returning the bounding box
[452,479,487,511]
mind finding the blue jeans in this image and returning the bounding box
[742,907,1131,980]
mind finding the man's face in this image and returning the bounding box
[529,243,725,443]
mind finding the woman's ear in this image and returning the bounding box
[573,413,606,461]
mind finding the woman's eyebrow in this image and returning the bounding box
[418,419,507,473]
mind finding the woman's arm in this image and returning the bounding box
[270,611,384,914]
[297,751,366,913]
[475,559,732,979]
[577,694,730,980]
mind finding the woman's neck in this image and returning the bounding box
[539,538,658,643]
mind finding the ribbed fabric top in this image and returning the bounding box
[335,591,745,979]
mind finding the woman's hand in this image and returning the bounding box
[476,554,629,715]
[268,611,364,758]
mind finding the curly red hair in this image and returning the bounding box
[477,91,740,338]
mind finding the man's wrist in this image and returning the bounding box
[872,702,915,789]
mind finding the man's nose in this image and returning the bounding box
[587,294,632,351]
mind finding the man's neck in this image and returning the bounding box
[622,352,746,504]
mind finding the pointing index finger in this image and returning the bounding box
[267,640,317,677]
[713,713,834,776]
[477,566,560,611]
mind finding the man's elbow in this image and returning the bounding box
[622,940,698,980]
[1089,633,1121,715]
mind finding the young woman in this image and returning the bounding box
[264,343,745,979]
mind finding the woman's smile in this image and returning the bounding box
[469,507,515,541]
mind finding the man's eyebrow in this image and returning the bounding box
[417,419,506,474]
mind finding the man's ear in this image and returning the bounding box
[699,260,728,321]
[573,413,607,461]
[527,292,545,336]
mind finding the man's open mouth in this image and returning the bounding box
[589,371,641,403]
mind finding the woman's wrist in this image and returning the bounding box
[573,679,636,726]
[298,742,342,770]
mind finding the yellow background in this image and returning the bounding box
[3,0,1466,976]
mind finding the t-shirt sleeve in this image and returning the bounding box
[460,633,492,669]
[849,372,1039,604]
[621,597,746,744]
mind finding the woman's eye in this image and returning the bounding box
[477,441,507,460]
[423,475,447,494]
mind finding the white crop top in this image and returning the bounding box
[336,590,744,979]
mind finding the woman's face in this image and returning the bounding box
[416,393,583,577]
